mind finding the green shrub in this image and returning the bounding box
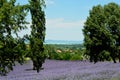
[70,54,83,60]
[58,52,72,60]
[44,44,86,61]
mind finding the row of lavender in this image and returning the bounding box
[0,60,120,80]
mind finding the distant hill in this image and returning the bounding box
[44,40,83,44]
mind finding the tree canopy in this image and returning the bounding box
[0,0,46,75]
[83,3,120,63]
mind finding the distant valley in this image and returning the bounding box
[44,40,83,44]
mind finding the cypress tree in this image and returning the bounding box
[29,0,46,72]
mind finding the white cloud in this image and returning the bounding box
[45,0,55,6]
[15,18,85,41]
[46,18,85,41]
[46,18,85,28]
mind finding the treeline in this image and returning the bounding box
[0,0,46,75]
[44,44,85,60]
[83,3,120,63]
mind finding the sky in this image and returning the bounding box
[17,0,120,41]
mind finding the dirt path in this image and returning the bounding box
[0,60,120,80]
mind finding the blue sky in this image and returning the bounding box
[17,0,120,41]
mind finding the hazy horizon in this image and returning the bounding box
[44,39,83,44]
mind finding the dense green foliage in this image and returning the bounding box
[0,0,28,75]
[28,0,46,72]
[44,44,85,61]
[0,0,46,75]
[83,3,120,63]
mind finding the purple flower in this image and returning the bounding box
[0,60,120,80]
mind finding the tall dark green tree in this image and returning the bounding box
[28,0,46,72]
[0,0,28,75]
[104,3,120,62]
[83,3,120,63]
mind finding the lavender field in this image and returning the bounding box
[0,59,120,80]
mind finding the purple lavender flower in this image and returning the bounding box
[0,60,120,80]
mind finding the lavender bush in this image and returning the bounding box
[0,60,120,80]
